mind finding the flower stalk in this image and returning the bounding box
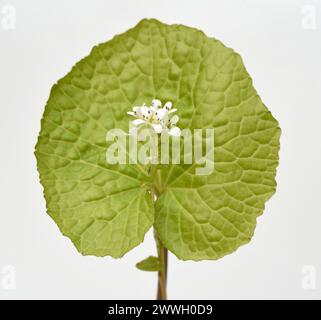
[150,153,167,300]
[154,230,168,300]
[130,99,175,299]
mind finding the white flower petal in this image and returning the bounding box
[169,108,177,114]
[132,106,143,117]
[169,126,181,137]
[140,106,153,120]
[170,115,179,125]
[164,101,172,111]
[155,108,167,121]
[132,119,145,126]
[127,111,136,116]
[152,99,162,108]
[162,118,170,127]
[140,106,150,113]
[152,123,163,133]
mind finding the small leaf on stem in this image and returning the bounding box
[136,256,163,272]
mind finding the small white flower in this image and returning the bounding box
[154,108,168,122]
[127,106,143,118]
[164,101,172,110]
[170,115,179,125]
[151,99,162,109]
[140,106,153,120]
[164,101,177,114]
[127,99,181,136]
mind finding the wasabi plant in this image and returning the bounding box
[35,19,280,300]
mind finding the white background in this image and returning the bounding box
[0,0,320,300]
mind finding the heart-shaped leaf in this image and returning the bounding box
[35,19,280,260]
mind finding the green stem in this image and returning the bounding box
[154,229,168,300]
[150,167,167,299]
[150,138,167,300]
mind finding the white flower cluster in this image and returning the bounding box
[127,99,181,136]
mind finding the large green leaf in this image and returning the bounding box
[35,19,280,260]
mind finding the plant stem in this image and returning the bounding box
[150,142,167,299]
[154,229,168,300]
